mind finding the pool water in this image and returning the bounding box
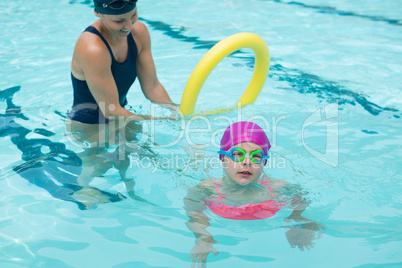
[1,0,401,267]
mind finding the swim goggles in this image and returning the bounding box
[218,148,269,164]
[94,0,137,10]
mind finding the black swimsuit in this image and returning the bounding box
[68,26,138,124]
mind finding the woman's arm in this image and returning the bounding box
[133,22,175,106]
[73,32,145,120]
[72,27,174,121]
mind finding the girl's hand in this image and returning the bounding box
[189,241,218,268]
[285,226,317,251]
[284,215,325,251]
[284,215,326,231]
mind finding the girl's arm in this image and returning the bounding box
[183,181,215,242]
[273,180,325,250]
[183,181,219,265]
[269,179,308,217]
[274,180,325,226]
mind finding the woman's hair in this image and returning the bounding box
[93,0,137,15]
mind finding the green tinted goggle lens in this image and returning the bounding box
[218,147,268,164]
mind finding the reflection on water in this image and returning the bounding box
[0,86,126,210]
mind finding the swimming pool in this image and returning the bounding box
[1,0,401,267]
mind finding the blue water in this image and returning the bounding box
[1,0,401,267]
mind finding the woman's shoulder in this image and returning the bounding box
[132,21,148,34]
[74,30,109,59]
[132,21,150,42]
[76,29,107,51]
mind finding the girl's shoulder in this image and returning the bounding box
[262,176,288,187]
[185,179,217,201]
[264,177,301,195]
[268,178,289,188]
[199,179,218,192]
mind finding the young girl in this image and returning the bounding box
[184,121,324,266]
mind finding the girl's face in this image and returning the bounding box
[96,8,138,36]
[222,142,265,185]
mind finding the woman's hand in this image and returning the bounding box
[189,240,218,268]
[157,102,179,112]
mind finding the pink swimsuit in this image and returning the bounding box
[203,178,285,220]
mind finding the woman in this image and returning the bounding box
[66,0,175,207]
[69,0,176,124]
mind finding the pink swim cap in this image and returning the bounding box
[219,121,271,160]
